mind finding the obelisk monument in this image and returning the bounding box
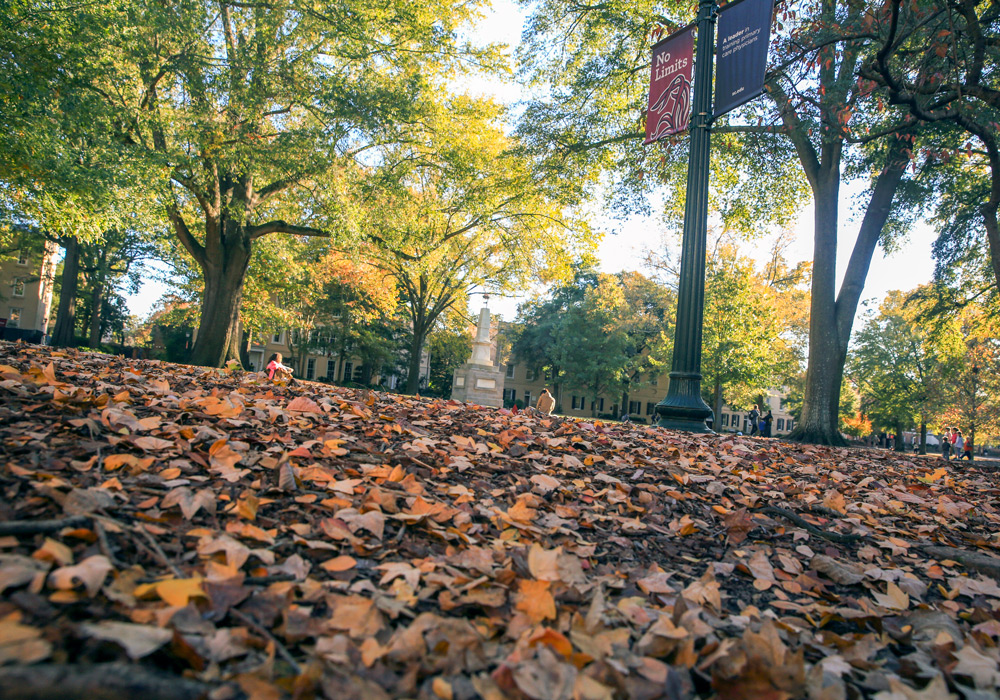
[450,298,504,407]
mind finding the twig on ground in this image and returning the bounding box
[0,515,91,536]
[760,506,863,544]
[93,519,124,569]
[229,607,302,675]
[134,526,183,578]
[0,662,212,700]
[922,545,1000,579]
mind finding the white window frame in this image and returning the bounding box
[506,363,515,378]
[12,278,25,298]
[306,358,316,380]
[7,308,21,328]
[271,330,284,345]
[16,249,29,266]
[525,368,535,381]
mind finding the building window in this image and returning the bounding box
[646,402,655,416]
[306,358,315,380]
[503,388,517,403]
[525,368,535,381]
[343,361,353,382]
[12,278,25,298]
[353,365,364,382]
[571,395,579,410]
[597,398,605,412]
[628,400,641,414]
[7,308,21,329]
[786,420,794,431]
[327,359,335,378]
[524,391,532,406]
[506,364,515,378]
[721,414,729,426]
[271,330,284,344]
[16,250,29,265]
[777,418,785,431]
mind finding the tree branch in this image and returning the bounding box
[247,220,328,240]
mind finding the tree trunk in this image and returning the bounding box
[713,381,723,430]
[790,173,846,445]
[51,237,80,347]
[88,281,104,347]
[405,326,428,394]
[919,421,927,455]
[894,422,905,452]
[187,222,251,368]
[791,143,909,445]
[238,320,251,369]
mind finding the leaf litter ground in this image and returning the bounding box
[1,342,1000,700]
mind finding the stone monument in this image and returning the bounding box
[450,297,504,407]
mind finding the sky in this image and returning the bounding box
[125,0,938,326]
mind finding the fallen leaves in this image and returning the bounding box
[2,343,1000,699]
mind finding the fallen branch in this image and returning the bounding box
[0,515,91,536]
[760,506,863,544]
[230,607,302,675]
[0,663,213,700]
[922,545,1000,579]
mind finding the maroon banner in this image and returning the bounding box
[644,25,695,144]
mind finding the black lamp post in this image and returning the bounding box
[655,0,718,432]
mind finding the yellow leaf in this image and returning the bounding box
[135,577,205,607]
[515,579,556,623]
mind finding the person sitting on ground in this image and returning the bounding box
[266,353,294,382]
[536,388,555,415]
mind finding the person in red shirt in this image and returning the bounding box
[266,353,293,382]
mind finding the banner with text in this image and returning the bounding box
[644,25,695,144]
[714,0,775,117]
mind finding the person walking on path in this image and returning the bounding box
[763,410,774,437]
[954,430,965,461]
[961,432,973,461]
[942,428,952,460]
[748,405,760,437]
[536,389,555,415]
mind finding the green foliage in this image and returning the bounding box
[351,96,595,392]
[3,0,506,365]
[512,268,674,416]
[426,318,473,397]
[700,245,797,415]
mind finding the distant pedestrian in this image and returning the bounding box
[763,410,773,437]
[962,433,973,461]
[536,389,555,415]
[748,404,760,436]
[942,428,952,460]
[955,430,966,460]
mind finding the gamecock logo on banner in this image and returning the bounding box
[644,26,695,145]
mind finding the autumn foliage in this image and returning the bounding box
[1,342,1000,699]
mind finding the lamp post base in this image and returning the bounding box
[655,372,714,433]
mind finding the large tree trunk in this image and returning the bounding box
[51,237,80,347]
[790,173,846,445]
[791,143,909,445]
[187,222,251,368]
[919,421,927,455]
